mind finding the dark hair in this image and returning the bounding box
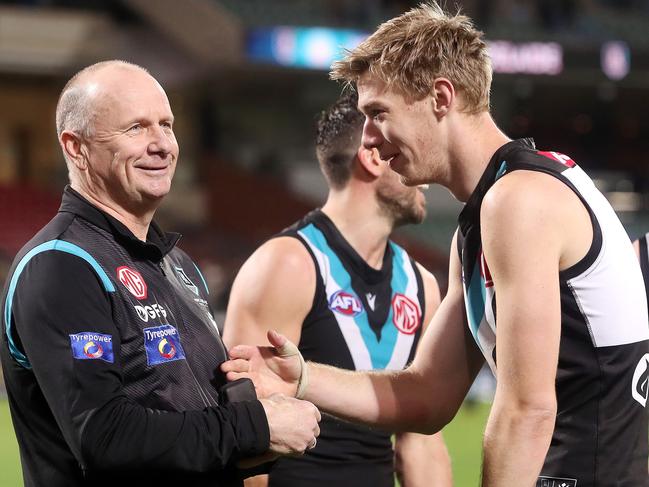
[315,90,364,189]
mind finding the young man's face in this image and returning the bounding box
[357,73,446,187]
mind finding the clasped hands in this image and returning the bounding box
[222,330,319,462]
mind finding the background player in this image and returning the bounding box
[223,3,649,486]
[223,91,452,487]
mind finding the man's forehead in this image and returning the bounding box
[357,75,397,111]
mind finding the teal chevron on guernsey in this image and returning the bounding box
[4,239,116,368]
[465,258,486,354]
[299,224,400,369]
[495,160,508,179]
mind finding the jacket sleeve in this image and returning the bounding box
[10,251,269,472]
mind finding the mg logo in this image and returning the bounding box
[392,294,421,335]
[632,353,649,407]
[117,266,148,300]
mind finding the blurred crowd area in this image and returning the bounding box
[1,0,649,363]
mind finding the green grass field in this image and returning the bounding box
[0,399,490,487]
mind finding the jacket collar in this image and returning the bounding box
[59,185,181,260]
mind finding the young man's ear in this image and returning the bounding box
[431,77,455,118]
[60,131,88,171]
[356,146,383,178]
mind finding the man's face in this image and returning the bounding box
[373,149,427,226]
[358,73,444,187]
[83,69,179,212]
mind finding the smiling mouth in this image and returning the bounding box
[136,165,169,172]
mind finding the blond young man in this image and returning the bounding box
[223,4,649,487]
[224,92,452,487]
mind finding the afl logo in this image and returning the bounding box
[632,353,649,407]
[328,290,363,316]
[83,341,103,359]
[117,266,148,300]
[391,294,421,335]
[158,338,176,359]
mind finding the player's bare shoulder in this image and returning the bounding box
[481,170,592,271]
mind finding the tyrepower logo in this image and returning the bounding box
[632,353,649,407]
[134,304,167,322]
[392,294,421,335]
[117,266,148,300]
[328,290,363,316]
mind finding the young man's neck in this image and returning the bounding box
[446,112,511,203]
[321,189,393,270]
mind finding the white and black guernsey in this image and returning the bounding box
[268,210,426,487]
[636,232,649,305]
[458,138,649,487]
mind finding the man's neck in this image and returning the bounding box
[71,184,155,241]
[446,113,512,203]
[321,189,393,270]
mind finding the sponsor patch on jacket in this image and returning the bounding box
[69,332,114,363]
[143,324,186,366]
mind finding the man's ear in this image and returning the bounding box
[60,131,88,170]
[431,77,455,118]
[356,146,382,178]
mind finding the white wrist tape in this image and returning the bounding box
[276,339,309,399]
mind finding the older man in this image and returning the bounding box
[0,60,320,487]
[222,4,649,487]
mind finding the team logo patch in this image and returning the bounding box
[143,324,186,366]
[328,290,363,316]
[175,266,199,296]
[537,476,577,487]
[117,266,148,300]
[632,353,649,407]
[391,294,421,335]
[69,332,114,363]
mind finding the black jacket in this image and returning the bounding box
[1,187,269,487]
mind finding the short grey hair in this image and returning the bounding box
[55,60,148,139]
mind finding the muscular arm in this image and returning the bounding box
[223,236,315,349]
[394,264,452,487]
[480,171,592,486]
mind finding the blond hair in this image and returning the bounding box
[330,2,492,114]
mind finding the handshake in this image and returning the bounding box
[222,330,320,462]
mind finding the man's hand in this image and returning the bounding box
[261,393,321,455]
[221,330,303,398]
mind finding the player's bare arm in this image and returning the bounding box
[394,264,452,487]
[223,231,484,433]
[223,236,316,348]
[480,171,592,486]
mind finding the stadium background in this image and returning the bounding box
[0,0,648,485]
